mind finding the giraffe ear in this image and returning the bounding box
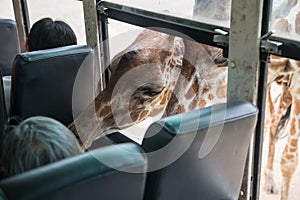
[214,53,228,67]
[109,51,124,72]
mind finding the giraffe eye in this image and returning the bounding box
[144,90,160,96]
[137,85,164,97]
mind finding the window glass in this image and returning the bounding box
[105,23,227,143]
[271,0,300,41]
[27,0,86,44]
[104,0,231,27]
[0,0,16,20]
[108,19,143,58]
[260,55,300,200]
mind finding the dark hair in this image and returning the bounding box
[28,18,77,51]
[1,116,82,178]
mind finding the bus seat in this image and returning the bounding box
[0,19,20,76]
[10,45,97,126]
[141,100,258,200]
[0,70,8,152]
[0,190,6,200]
[0,143,147,200]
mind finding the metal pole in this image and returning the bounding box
[82,0,105,93]
[20,0,30,35]
[12,0,30,52]
[97,5,110,85]
[228,0,264,199]
[251,0,273,199]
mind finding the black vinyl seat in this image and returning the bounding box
[141,100,258,200]
[0,143,147,200]
[0,18,20,76]
[10,45,97,126]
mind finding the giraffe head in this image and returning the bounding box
[69,29,228,148]
[69,29,185,147]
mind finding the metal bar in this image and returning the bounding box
[105,8,225,50]
[228,0,264,200]
[228,0,263,101]
[269,36,300,60]
[98,1,229,50]
[251,60,268,200]
[12,0,29,52]
[97,6,110,85]
[99,1,229,32]
[20,0,30,36]
[250,0,273,199]
[82,0,105,92]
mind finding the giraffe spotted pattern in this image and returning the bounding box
[69,29,227,149]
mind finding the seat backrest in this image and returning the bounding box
[10,45,97,125]
[142,100,258,200]
[0,143,147,200]
[0,19,20,76]
[0,71,7,152]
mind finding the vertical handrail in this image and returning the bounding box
[20,0,30,35]
[251,0,273,199]
[12,0,30,52]
[228,0,264,199]
[82,0,105,94]
[97,4,110,86]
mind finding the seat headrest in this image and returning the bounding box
[150,100,258,134]
[18,45,92,62]
[142,100,258,152]
[0,18,20,76]
[0,143,147,200]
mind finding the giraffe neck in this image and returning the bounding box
[165,40,228,115]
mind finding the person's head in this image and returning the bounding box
[26,17,77,51]
[1,116,82,178]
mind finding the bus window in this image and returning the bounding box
[27,0,86,44]
[271,0,300,42]
[0,0,15,20]
[108,19,143,59]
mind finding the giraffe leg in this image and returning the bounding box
[280,141,298,200]
[280,99,299,200]
[264,83,279,194]
[264,97,278,193]
[265,132,278,194]
[264,84,292,194]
